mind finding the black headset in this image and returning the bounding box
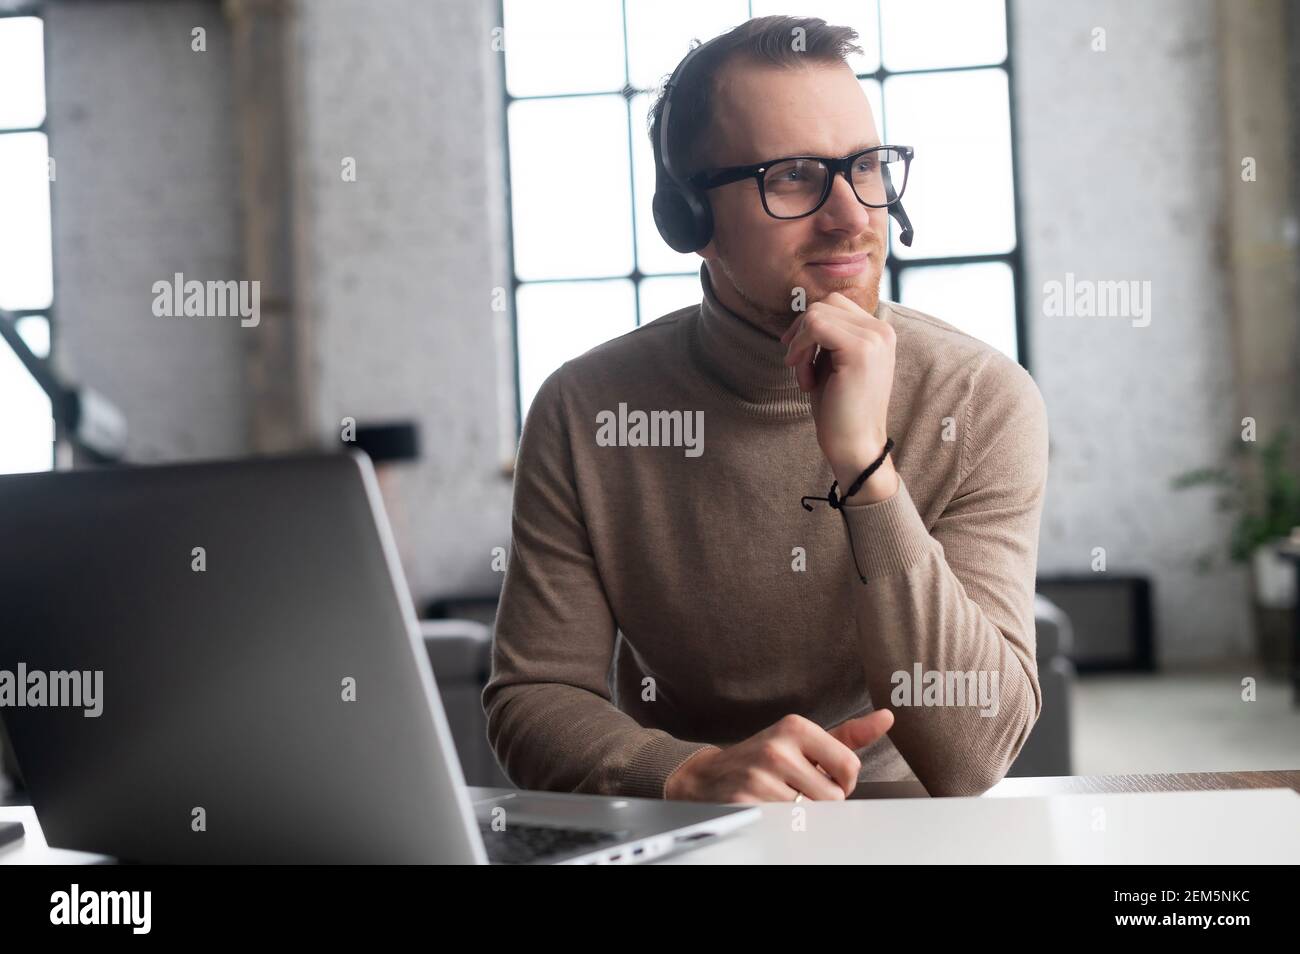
[651,38,914,254]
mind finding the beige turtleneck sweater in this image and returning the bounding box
[483,263,1049,799]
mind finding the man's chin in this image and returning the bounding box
[801,268,882,311]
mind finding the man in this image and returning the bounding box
[482,16,1049,802]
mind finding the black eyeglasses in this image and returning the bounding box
[688,144,913,220]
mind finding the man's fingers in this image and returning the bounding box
[774,759,847,805]
[775,717,862,795]
[749,774,804,803]
[827,708,895,751]
[783,315,871,393]
[784,310,873,359]
[784,311,876,366]
[823,291,877,321]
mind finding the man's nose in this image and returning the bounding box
[815,171,873,231]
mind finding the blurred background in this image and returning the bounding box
[1,0,1297,789]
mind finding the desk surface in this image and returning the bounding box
[3,771,1299,864]
[654,787,1300,864]
[855,768,1300,799]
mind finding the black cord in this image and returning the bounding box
[800,438,896,584]
[799,438,895,511]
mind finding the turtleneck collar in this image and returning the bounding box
[685,263,812,420]
[686,262,895,421]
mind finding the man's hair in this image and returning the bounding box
[647,16,863,181]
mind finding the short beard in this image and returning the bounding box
[714,249,884,338]
[821,267,883,316]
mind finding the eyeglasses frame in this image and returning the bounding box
[687,144,914,220]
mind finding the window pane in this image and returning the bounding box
[880,0,1006,71]
[858,77,883,139]
[625,0,750,93]
[638,273,701,325]
[16,313,50,359]
[883,69,1015,259]
[0,132,54,310]
[503,0,625,97]
[0,16,45,129]
[898,262,1017,360]
[749,0,881,75]
[516,279,636,420]
[0,333,53,475]
[509,97,634,281]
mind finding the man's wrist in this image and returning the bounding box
[831,449,898,505]
[664,745,720,800]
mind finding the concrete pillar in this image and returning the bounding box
[225,0,320,452]
[1217,0,1300,454]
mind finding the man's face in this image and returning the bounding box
[698,58,888,336]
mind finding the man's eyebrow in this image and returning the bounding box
[742,141,883,164]
[774,141,881,158]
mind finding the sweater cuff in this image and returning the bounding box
[621,733,720,799]
[838,473,935,581]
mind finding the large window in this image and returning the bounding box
[501,0,1023,426]
[0,7,54,474]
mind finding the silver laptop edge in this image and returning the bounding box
[349,451,490,864]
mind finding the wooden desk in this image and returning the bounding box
[986,769,1300,797]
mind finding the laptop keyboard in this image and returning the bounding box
[477,819,629,864]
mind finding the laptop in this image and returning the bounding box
[0,452,758,864]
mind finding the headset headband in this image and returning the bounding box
[656,38,713,191]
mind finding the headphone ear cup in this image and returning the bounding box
[653,184,713,254]
[682,187,714,252]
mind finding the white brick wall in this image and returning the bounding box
[46,0,248,461]
[1013,0,1251,662]
[288,0,515,602]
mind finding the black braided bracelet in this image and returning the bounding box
[800,437,896,585]
[800,437,895,512]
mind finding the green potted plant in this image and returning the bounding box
[1171,426,1300,676]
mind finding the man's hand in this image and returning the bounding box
[780,292,899,501]
[663,709,896,802]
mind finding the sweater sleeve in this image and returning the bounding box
[837,353,1050,796]
[481,365,718,799]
